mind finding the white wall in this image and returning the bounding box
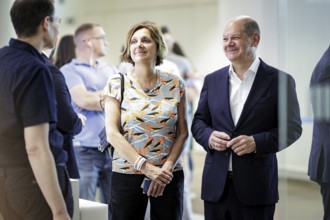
[0,0,15,47]
[57,0,220,74]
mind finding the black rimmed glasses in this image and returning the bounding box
[50,16,62,25]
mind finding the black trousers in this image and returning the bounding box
[110,171,184,220]
[204,172,275,220]
[318,182,330,220]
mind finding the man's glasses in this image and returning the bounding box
[82,36,107,43]
[90,36,107,41]
[50,16,62,25]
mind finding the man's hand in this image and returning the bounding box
[209,131,230,151]
[227,135,256,156]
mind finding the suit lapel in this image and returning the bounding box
[235,60,276,128]
[217,67,235,129]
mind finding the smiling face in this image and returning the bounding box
[222,18,259,65]
[129,28,157,66]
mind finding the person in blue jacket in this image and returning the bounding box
[308,44,330,220]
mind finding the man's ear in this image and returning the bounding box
[86,40,93,48]
[252,33,260,47]
[41,16,50,31]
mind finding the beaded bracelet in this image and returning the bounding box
[134,156,147,172]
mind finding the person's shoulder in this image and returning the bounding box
[106,72,122,87]
[205,66,230,78]
[46,61,61,75]
[16,60,52,86]
[60,59,77,73]
[259,59,278,72]
[2,46,42,67]
[260,60,286,74]
[259,59,295,82]
[109,72,122,80]
[159,69,182,82]
[0,42,51,80]
[42,55,59,72]
[0,45,11,56]
[157,59,180,76]
[106,73,122,92]
[20,54,50,77]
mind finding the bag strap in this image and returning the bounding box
[119,72,124,104]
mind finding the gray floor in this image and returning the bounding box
[190,150,323,220]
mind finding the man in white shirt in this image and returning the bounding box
[191,15,302,220]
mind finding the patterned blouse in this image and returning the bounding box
[102,70,185,174]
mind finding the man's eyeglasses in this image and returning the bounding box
[90,36,107,41]
[50,16,62,25]
[82,36,107,43]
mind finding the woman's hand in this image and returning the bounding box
[142,163,173,187]
[147,180,165,197]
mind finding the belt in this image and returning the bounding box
[0,167,29,177]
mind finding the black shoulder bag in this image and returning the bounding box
[98,73,124,158]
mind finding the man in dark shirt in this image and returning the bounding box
[0,1,70,219]
[42,43,86,217]
[43,49,85,179]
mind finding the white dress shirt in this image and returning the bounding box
[228,57,260,171]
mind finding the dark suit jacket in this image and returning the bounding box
[43,55,83,178]
[191,59,302,205]
[308,45,330,183]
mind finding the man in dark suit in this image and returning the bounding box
[191,15,302,220]
[308,45,330,220]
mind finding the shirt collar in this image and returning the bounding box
[72,58,92,67]
[72,58,101,68]
[249,57,260,74]
[229,57,260,79]
[9,38,45,63]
